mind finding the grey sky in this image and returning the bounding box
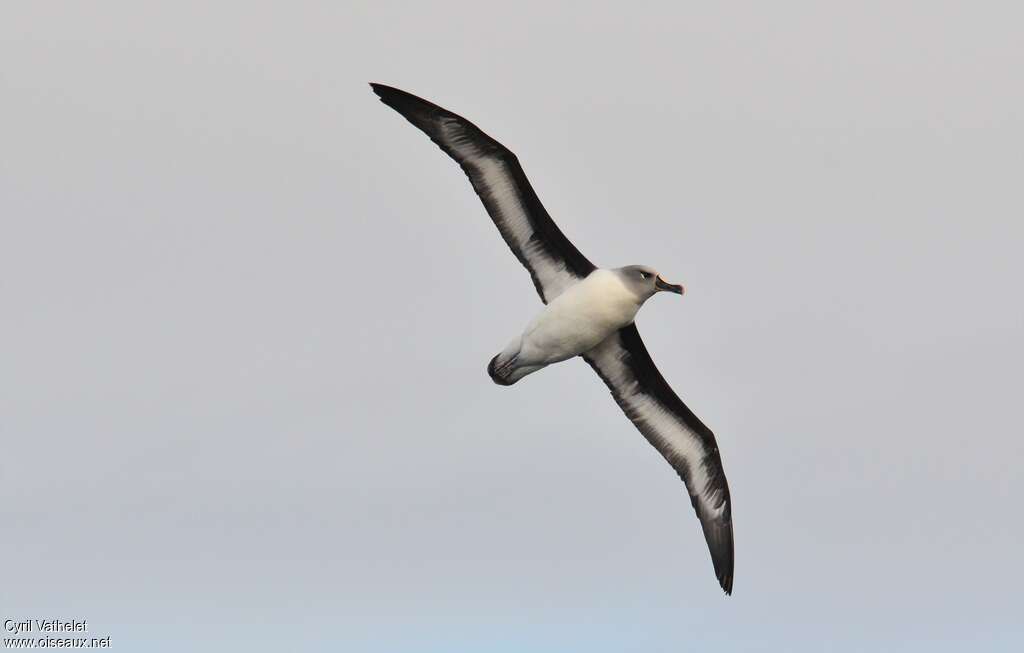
[2,2,1022,651]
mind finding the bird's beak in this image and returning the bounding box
[655,276,685,295]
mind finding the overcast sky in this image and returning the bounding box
[2,2,1022,651]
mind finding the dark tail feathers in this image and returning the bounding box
[487,353,516,386]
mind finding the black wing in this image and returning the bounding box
[584,323,735,594]
[371,83,595,303]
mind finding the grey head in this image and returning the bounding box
[614,265,685,302]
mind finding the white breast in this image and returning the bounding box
[516,269,641,365]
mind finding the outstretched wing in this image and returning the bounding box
[584,323,735,594]
[371,83,595,303]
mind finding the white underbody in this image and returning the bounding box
[509,269,642,368]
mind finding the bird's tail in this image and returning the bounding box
[487,352,517,385]
[487,340,545,385]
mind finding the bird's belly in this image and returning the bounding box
[518,276,639,364]
[522,318,613,363]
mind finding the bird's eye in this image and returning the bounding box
[639,271,649,280]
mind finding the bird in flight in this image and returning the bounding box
[371,83,735,594]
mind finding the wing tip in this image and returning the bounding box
[703,516,735,596]
[718,569,734,595]
[369,82,404,107]
[711,543,734,595]
[368,81,396,97]
[713,551,734,595]
[369,82,439,120]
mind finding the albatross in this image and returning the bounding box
[371,83,735,595]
